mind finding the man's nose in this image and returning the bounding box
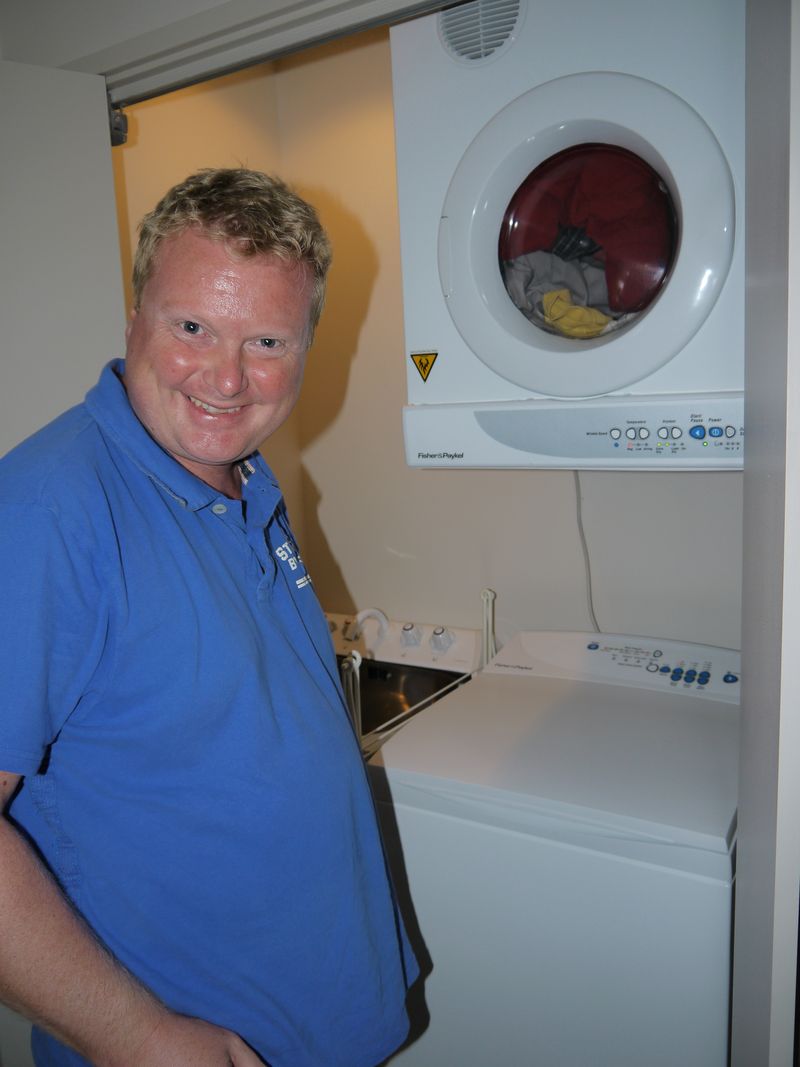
[209,346,247,397]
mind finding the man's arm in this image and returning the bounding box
[0,773,265,1067]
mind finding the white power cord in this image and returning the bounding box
[573,470,601,633]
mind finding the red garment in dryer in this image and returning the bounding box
[499,144,677,314]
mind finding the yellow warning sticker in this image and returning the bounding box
[411,351,438,382]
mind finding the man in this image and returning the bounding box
[0,169,417,1066]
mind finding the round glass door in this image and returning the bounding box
[438,72,736,397]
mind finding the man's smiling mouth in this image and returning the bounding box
[189,396,242,415]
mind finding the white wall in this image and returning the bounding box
[114,28,743,649]
[0,60,125,454]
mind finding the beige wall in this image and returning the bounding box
[114,27,743,648]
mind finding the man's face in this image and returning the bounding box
[124,228,313,495]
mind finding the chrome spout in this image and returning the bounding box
[344,607,390,642]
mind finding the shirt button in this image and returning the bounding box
[212,502,228,515]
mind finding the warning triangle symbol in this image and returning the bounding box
[411,352,437,382]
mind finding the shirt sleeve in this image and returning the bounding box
[0,502,109,774]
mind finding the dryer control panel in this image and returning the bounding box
[485,630,741,703]
[404,391,743,470]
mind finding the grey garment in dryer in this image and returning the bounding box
[502,249,612,319]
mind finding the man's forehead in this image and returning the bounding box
[148,229,310,290]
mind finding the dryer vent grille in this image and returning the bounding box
[438,0,522,62]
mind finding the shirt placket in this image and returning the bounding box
[206,494,277,592]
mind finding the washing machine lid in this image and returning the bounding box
[372,632,739,878]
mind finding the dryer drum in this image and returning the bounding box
[499,144,678,341]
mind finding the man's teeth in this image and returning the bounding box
[189,397,241,415]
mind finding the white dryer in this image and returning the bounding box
[391,0,745,469]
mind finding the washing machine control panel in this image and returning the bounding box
[485,630,740,703]
[405,391,743,470]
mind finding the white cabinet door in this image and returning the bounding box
[0,58,125,456]
[0,59,124,1064]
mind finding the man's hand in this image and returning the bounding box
[121,1013,267,1067]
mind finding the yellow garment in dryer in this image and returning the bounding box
[542,288,611,339]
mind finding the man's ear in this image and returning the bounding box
[125,308,137,343]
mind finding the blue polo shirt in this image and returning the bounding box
[0,361,415,1067]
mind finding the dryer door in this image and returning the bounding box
[438,72,736,398]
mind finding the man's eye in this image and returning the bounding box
[258,338,278,349]
[181,321,201,335]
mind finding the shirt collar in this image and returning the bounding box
[85,359,282,517]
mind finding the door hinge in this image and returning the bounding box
[107,93,128,147]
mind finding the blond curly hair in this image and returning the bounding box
[133,168,332,337]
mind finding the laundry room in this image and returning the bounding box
[113,18,743,651]
[7,0,799,1063]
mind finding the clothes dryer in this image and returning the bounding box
[391,0,745,469]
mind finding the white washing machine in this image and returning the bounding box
[370,630,740,1066]
[391,0,745,469]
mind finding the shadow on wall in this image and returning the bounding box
[299,466,356,613]
[289,188,379,614]
[294,186,379,450]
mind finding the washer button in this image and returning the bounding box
[658,427,669,439]
[639,427,650,440]
[725,425,737,438]
[610,428,622,440]
[626,428,637,440]
[690,425,706,440]
[671,427,683,439]
[709,426,724,438]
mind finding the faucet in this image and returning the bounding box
[345,607,390,643]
